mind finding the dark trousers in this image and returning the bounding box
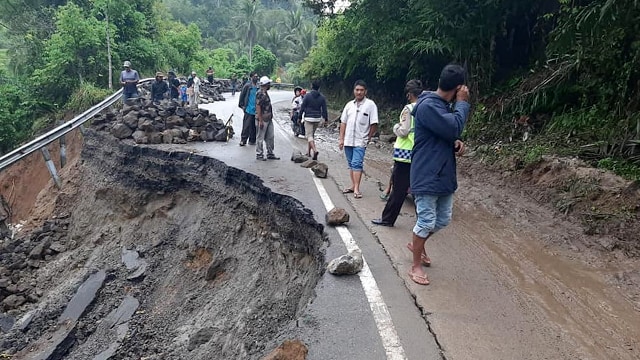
[381,161,412,225]
[241,112,256,144]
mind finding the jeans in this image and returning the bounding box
[255,120,274,157]
[344,146,366,171]
[241,112,256,144]
[412,193,454,238]
[122,91,138,102]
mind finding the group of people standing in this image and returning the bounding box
[124,59,471,287]
[293,65,469,288]
[119,60,210,108]
[238,72,281,160]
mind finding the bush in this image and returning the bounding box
[65,82,113,113]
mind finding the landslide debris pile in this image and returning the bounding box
[0,131,326,359]
[92,98,233,144]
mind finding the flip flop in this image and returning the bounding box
[406,243,431,267]
[342,188,354,194]
[354,192,362,199]
[408,271,430,285]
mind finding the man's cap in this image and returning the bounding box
[259,76,272,85]
[156,72,164,77]
[191,71,196,75]
[123,61,131,67]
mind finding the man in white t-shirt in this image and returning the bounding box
[338,80,379,199]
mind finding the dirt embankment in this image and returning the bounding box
[463,151,640,255]
[1,131,326,359]
[0,130,84,223]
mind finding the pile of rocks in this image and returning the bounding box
[0,216,70,313]
[92,98,233,144]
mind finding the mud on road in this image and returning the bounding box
[1,130,325,359]
[285,103,640,360]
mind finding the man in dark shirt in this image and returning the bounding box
[206,67,214,83]
[238,72,259,146]
[300,80,328,160]
[255,76,279,161]
[151,72,169,103]
[167,71,180,100]
[408,64,470,286]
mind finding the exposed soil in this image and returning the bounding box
[0,130,84,223]
[0,131,325,359]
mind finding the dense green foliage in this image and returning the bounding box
[0,0,316,154]
[0,70,52,154]
[303,0,640,178]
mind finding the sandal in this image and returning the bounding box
[379,192,389,201]
[406,243,431,267]
[353,192,362,199]
[342,188,354,194]
[408,271,430,286]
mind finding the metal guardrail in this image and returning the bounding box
[0,78,154,175]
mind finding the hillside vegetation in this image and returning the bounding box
[302,0,640,180]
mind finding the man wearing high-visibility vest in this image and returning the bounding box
[371,79,423,227]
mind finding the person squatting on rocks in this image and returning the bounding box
[188,71,201,108]
[371,79,423,227]
[408,64,470,286]
[339,80,379,199]
[299,80,328,160]
[167,71,180,100]
[151,72,169,104]
[238,72,260,146]
[120,60,140,101]
[255,76,280,161]
[291,86,303,136]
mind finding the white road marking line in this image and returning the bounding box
[312,174,408,360]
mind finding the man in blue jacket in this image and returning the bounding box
[408,64,470,286]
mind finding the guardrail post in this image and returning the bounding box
[41,148,62,189]
[59,135,67,168]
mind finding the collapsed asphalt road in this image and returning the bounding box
[1,91,440,360]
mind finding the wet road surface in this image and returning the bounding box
[165,90,640,360]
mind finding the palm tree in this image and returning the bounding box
[292,22,316,60]
[234,0,260,63]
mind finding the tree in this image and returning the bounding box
[234,0,261,63]
[251,44,277,76]
[33,2,107,102]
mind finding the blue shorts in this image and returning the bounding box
[412,194,454,238]
[344,146,365,171]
